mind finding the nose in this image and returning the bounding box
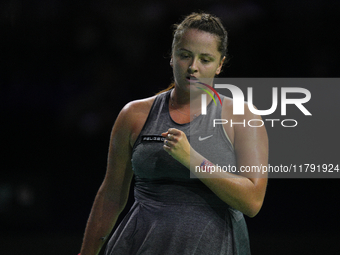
[188,58,199,74]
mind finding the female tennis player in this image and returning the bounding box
[79,12,268,255]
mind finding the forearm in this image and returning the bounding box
[162,128,267,217]
[187,148,266,217]
[80,190,124,255]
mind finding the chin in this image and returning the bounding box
[189,85,206,97]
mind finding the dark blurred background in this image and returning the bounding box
[1,0,339,254]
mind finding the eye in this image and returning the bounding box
[180,54,190,59]
[201,58,211,63]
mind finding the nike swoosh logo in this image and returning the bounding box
[198,135,213,141]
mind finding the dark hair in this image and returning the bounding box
[158,12,228,94]
[172,12,228,61]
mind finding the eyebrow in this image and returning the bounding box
[177,48,216,58]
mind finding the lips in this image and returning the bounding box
[186,75,198,82]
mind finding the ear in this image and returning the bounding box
[170,58,173,68]
[215,56,226,75]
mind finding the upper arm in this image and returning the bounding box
[233,102,268,202]
[233,103,268,175]
[100,103,135,210]
[98,97,155,210]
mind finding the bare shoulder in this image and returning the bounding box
[223,97,261,119]
[220,96,235,145]
[103,95,157,187]
[221,96,266,146]
[115,96,157,147]
[221,96,259,120]
[221,96,234,113]
[123,96,157,115]
[120,96,156,126]
[232,100,268,151]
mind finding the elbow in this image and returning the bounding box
[243,200,263,218]
[245,209,259,218]
[244,181,267,218]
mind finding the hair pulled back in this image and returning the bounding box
[172,12,228,61]
[158,12,228,94]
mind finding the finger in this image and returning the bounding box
[161,131,168,137]
[165,139,176,150]
[163,144,171,153]
[163,139,173,152]
[168,128,180,135]
[167,133,174,140]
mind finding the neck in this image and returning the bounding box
[171,87,190,105]
[170,86,213,113]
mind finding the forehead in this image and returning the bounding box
[175,28,220,56]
